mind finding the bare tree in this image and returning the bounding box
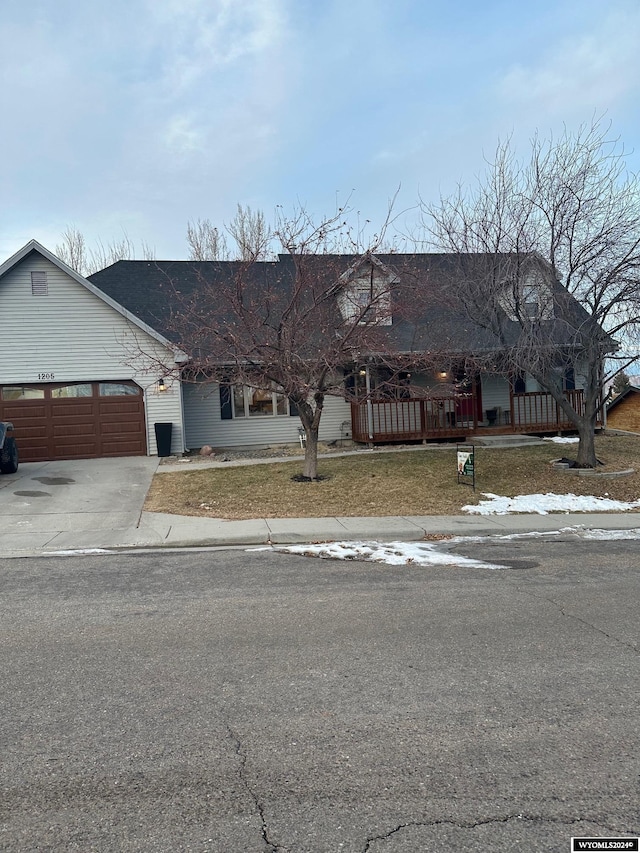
[426,121,640,467]
[144,206,427,479]
[186,218,229,260]
[226,204,271,261]
[56,226,88,275]
[56,227,155,275]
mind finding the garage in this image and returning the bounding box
[0,381,147,462]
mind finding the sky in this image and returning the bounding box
[2,0,640,261]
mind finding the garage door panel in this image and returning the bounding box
[52,420,99,436]
[101,422,143,435]
[53,433,100,448]
[1,382,147,461]
[98,403,143,417]
[19,445,51,462]
[101,441,145,456]
[51,401,95,422]
[51,443,100,459]
[2,403,47,421]
[13,424,49,439]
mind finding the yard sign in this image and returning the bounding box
[457,444,475,491]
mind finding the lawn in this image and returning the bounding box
[144,435,640,519]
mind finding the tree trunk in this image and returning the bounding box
[537,374,599,469]
[295,392,325,480]
[575,419,598,468]
[302,425,319,479]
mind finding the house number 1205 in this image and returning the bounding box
[38,372,55,380]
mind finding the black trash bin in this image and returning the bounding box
[154,422,173,457]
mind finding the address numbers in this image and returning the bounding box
[38,373,55,380]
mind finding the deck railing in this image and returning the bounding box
[510,389,585,430]
[351,389,584,443]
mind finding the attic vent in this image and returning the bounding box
[31,271,48,296]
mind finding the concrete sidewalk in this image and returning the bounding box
[1,443,639,557]
[136,510,640,548]
[1,509,637,557]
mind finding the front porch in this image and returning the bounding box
[351,389,586,443]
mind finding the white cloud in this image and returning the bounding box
[144,0,290,96]
[3,0,640,261]
[497,7,640,119]
[163,115,205,157]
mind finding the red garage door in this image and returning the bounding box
[0,381,147,462]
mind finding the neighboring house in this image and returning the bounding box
[0,241,597,462]
[606,385,640,433]
[0,241,186,461]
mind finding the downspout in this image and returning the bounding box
[178,365,187,453]
[600,361,607,431]
[365,363,374,443]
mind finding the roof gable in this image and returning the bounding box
[0,240,186,360]
[337,252,401,286]
[607,384,640,411]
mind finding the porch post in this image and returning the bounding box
[365,364,374,441]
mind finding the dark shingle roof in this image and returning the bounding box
[87,253,597,358]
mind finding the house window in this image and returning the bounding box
[31,271,48,296]
[98,382,141,397]
[2,386,45,400]
[51,384,92,398]
[521,284,540,319]
[248,387,275,416]
[221,384,291,419]
[339,281,392,325]
[232,385,246,417]
[564,368,576,391]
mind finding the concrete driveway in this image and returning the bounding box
[0,456,159,554]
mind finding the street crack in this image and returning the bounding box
[361,814,636,851]
[226,725,288,853]
[514,586,639,655]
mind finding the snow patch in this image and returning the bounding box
[578,527,640,540]
[463,493,640,515]
[275,540,503,569]
[543,436,580,444]
[450,527,640,541]
[48,548,116,556]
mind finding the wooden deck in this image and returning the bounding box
[351,390,585,443]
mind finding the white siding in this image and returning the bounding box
[0,254,184,455]
[183,382,352,449]
[574,361,589,390]
[144,378,185,455]
[480,374,511,411]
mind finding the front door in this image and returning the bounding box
[455,373,482,423]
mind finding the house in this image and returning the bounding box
[0,241,596,462]
[0,240,186,461]
[606,385,640,434]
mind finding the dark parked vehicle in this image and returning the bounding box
[0,422,18,474]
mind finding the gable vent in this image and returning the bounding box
[31,271,48,295]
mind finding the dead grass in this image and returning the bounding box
[144,434,640,519]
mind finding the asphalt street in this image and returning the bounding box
[1,538,639,852]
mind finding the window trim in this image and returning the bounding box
[234,385,289,418]
[220,382,294,419]
[2,385,46,400]
[521,283,541,319]
[339,284,392,326]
